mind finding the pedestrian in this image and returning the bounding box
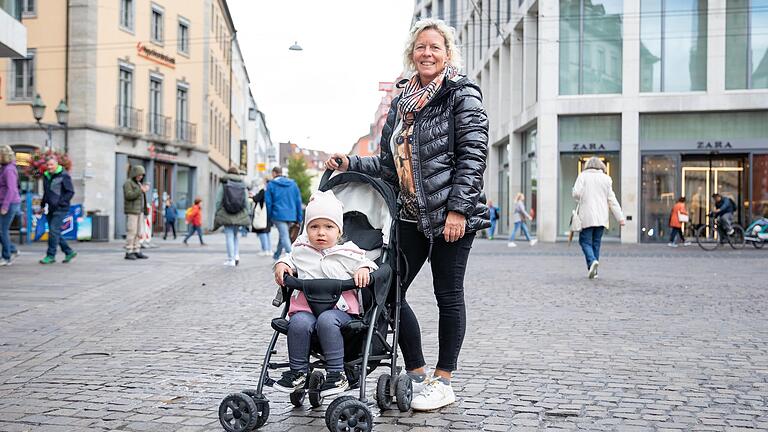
[0,145,21,266]
[272,190,377,398]
[572,156,625,279]
[163,198,177,240]
[39,156,77,264]
[183,198,205,245]
[507,193,537,247]
[252,180,273,257]
[487,200,499,240]
[326,18,489,411]
[667,197,690,247]
[213,167,250,266]
[265,166,302,261]
[122,165,150,260]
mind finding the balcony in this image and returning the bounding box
[0,0,27,58]
[147,113,171,139]
[115,105,143,133]
[175,120,197,145]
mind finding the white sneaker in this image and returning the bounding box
[667,243,678,248]
[588,261,599,279]
[0,260,11,267]
[683,241,691,246]
[235,255,240,266]
[507,242,517,248]
[411,379,456,411]
[529,239,538,246]
[223,260,236,267]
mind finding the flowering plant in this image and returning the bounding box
[23,149,72,178]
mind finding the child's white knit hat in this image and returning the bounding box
[304,190,344,233]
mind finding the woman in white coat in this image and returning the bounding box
[572,157,625,279]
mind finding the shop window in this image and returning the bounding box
[640,155,677,242]
[640,0,707,92]
[726,0,768,89]
[522,129,538,234]
[752,155,768,219]
[559,0,623,95]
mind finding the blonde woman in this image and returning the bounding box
[507,193,537,247]
[572,157,625,279]
[0,145,21,266]
[326,18,489,411]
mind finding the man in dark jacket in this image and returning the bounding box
[40,156,77,264]
[712,193,736,235]
[265,166,302,260]
[123,165,150,260]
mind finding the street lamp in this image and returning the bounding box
[30,94,69,150]
[288,41,303,51]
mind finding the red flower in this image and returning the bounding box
[23,149,73,178]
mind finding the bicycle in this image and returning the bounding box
[695,215,745,251]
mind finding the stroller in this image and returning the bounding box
[218,169,413,432]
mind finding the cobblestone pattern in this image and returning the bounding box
[0,237,766,431]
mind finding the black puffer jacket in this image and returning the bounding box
[349,75,490,239]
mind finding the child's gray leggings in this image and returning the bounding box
[287,310,352,373]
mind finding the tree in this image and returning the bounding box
[287,155,312,204]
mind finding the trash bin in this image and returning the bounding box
[91,215,109,242]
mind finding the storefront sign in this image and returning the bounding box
[641,139,766,151]
[239,140,247,171]
[148,143,178,161]
[559,140,621,153]
[137,42,176,69]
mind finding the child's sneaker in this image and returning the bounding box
[411,378,456,411]
[320,371,349,397]
[273,370,306,393]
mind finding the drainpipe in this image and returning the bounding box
[64,0,70,154]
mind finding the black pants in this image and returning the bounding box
[668,227,685,243]
[395,221,475,372]
[164,221,176,239]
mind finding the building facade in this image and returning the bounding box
[0,0,274,239]
[412,0,768,243]
[0,0,27,58]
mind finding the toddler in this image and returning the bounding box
[273,190,377,397]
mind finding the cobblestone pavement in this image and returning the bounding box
[0,235,766,432]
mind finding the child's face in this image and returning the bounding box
[307,218,341,250]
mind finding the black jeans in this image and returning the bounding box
[164,221,176,239]
[395,221,475,372]
[668,227,685,244]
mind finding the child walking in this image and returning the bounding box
[272,190,377,398]
[183,198,206,245]
[163,198,177,240]
[668,197,690,247]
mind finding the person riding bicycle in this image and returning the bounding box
[711,193,736,236]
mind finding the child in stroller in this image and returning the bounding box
[272,190,378,398]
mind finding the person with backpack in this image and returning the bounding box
[183,198,205,246]
[214,167,250,266]
[265,166,303,260]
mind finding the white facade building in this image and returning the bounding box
[412,0,768,243]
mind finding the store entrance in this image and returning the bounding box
[558,152,621,237]
[682,156,746,234]
[153,163,173,233]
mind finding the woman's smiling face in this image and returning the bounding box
[412,28,447,86]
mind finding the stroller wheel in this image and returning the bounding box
[240,390,270,429]
[395,374,413,412]
[218,393,260,432]
[289,389,306,407]
[327,398,373,432]
[308,370,325,408]
[375,374,393,411]
[324,395,356,431]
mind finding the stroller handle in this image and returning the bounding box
[282,273,369,293]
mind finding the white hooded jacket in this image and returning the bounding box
[572,169,624,229]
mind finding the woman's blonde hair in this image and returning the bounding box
[0,145,14,165]
[584,157,607,172]
[403,18,463,73]
[515,193,525,202]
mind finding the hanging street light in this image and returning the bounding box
[29,94,69,151]
[289,41,303,51]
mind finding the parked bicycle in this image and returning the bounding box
[695,214,745,251]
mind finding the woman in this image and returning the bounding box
[668,197,690,247]
[0,145,21,266]
[252,180,273,257]
[326,18,489,411]
[213,167,250,266]
[507,193,537,247]
[572,157,625,279]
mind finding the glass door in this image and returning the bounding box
[681,157,746,238]
[153,163,173,232]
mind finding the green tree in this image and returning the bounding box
[287,155,312,204]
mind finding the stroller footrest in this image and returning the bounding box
[271,318,289,335]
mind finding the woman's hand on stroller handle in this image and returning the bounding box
[325,154,349,172]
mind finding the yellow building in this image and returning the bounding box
[0,0,242,238]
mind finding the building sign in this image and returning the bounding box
[239,140,247,171]
[148,143,177,161]
[559,140,621,153]
[641,139,766,151]
[137,42,176,69]
[697,141,732,150]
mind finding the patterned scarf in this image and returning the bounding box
[393,65,459,221]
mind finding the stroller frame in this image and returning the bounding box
[218,170,411,432]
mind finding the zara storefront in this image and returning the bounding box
[639,111,768,243]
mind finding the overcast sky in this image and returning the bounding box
[227,0,415,155]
